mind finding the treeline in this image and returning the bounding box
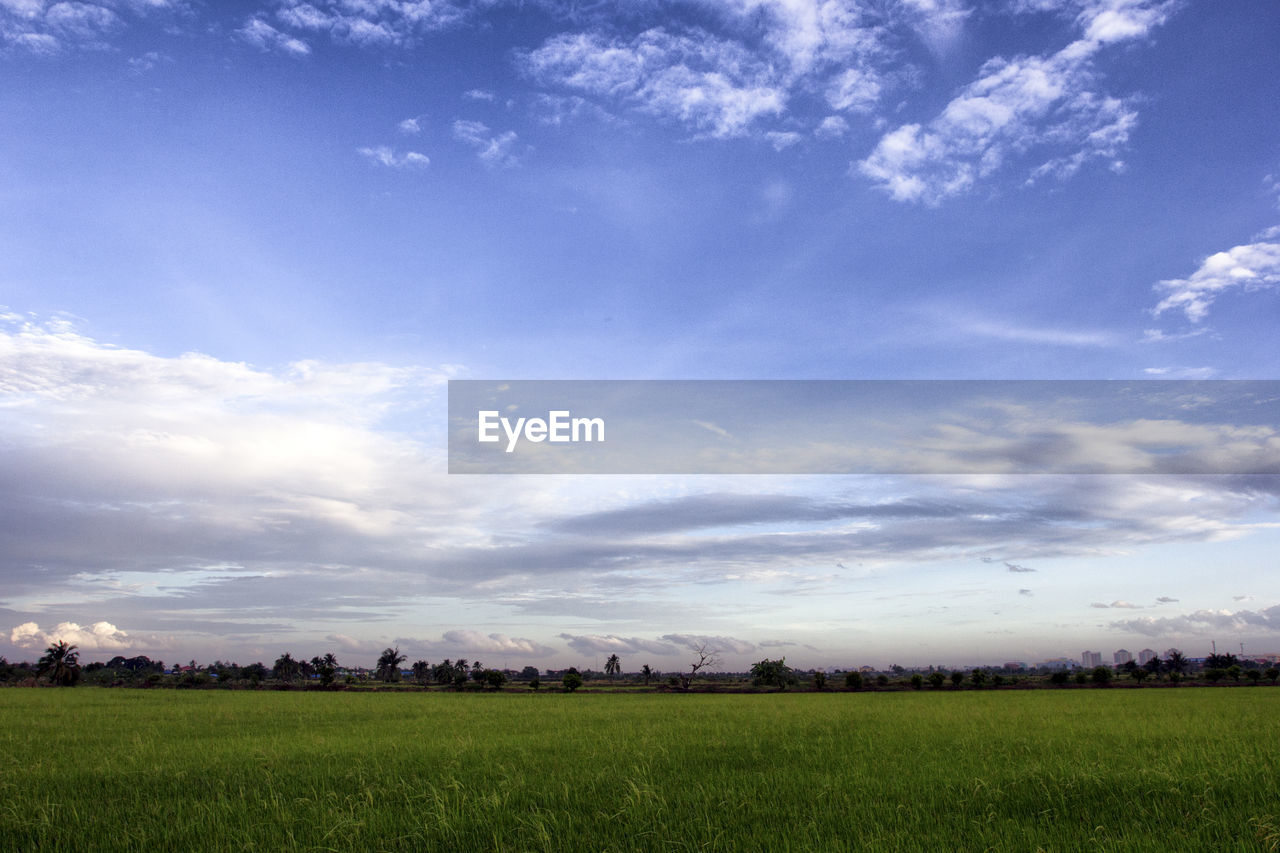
[5,643,1279,691]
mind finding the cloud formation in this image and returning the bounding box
[858,0,1170,203]
[9,620,141,652]
[661,633,757,655]
[436,630,555,657]
[1110,605,1280,637]
[451,120,521,168]
[0,0,189,52]
[1152,236,1280,322]
[238,15,310,55]
[520,29,787,140]
[4,318,1279,664]
[556,633,679,656]
[271,0,472,48]
[358,145,430,169]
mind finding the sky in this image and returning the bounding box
[2,0,1279,672]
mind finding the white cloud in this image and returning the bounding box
[858,0,1169,203]
[451,119,521,168]
[10,620,140,652]
[956,316,1117,347]
[271,0,471,48]
[898,0,969,55]
[520,29,787,139]
[815,115,849,139]
[238,16,310,56]
[766,130,802,151]
[514,0,926,140]
[358,145,430,169]
[1111,604,1280,637]
[556,633,678,656]
[1152,238,1280,322]
[463,88,494,101]
[437,630,555,657]
[1142,367,1217,379]
[0,0,175,51]
[397,117,421,134]
[1140,328,1209,344]
[0,315,456,579]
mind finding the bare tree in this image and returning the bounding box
[679,642,721,690]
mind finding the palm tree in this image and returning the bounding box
[273,652,301,682]
[411,660,431,684]
[641,664,653,686]
[605,654,621,678]
[38,641,81,686]
[376,647,406,682]
[1164,650,1188,675]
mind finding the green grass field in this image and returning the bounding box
[1,688,1276,851]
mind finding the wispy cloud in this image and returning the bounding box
[955,316,1117,347]
[270,0,471,48]
[1140,328,1209,344]
[452,120,522,168]
[520,29,787,140]
[1142,367,1217,379]
[1006,562,1035,573]
[1,0,181,52]
[238,16,310,56]
[358,145,430,169]
[1152,234,1280,322]
[858,0,1173,203]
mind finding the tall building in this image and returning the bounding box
[1114,649,1133,666]
[1138,649,1158,665]
[1082,651,1102,668]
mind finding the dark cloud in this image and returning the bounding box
[555,634,678,656]
[545,493,975,537]
[1006,562,1036,573]
[661,633,757,656]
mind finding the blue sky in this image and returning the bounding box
[2,0,1279,671]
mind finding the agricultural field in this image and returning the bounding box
[1,688,1276,851]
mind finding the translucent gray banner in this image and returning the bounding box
[447,380,1280,475]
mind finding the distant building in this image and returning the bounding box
[1082,651,1102,668]
[1002,661,1027,671]
[1137,649,1158,665]
[1114,649,1133,666]
[1039,658,1075,670]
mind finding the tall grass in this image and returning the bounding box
[1,688,1276,850]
